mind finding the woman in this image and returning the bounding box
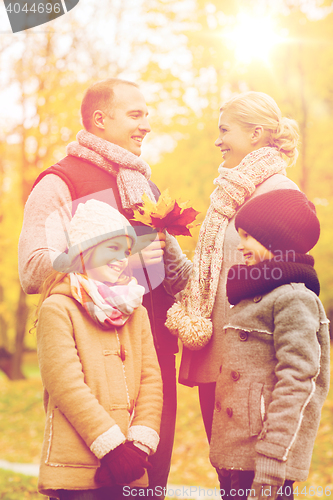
[166,91,300,442]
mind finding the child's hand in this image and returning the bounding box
[95,443,151,486]
[94,462,115,487]
[123,440,149,458]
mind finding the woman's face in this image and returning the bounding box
[85,235,132,283]
[215,111,255,169]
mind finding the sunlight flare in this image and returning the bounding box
[225,14,285,64]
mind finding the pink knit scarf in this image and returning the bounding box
[166,147,288,350]
[70,273,145,328]
[66,130,156,209]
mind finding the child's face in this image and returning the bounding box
[85,236,132,283]
[237,228,274,266]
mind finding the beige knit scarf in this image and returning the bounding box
[66,130,156,209]
[165,147,287,350]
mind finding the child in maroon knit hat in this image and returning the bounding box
[209,190,330,500]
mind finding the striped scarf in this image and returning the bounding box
[165,147,287,350]
[70,273,145,328]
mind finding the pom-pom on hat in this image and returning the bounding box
[235,189,320,254]
[53,199,137,272]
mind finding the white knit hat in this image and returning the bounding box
[53,199,136,272]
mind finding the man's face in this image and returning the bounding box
[102,84,151,156]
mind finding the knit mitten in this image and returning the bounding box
[251,453,285,499]
[249,483,281,500]
[95,443,151,486]
[124,440,150,459]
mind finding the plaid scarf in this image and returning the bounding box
[67,130,156,209]
[70,273,145,328]
[166,147,288,350]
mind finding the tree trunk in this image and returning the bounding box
[0,284,9,349]
[10,287,29,380]
[297,42,309,195]
[0,348,14,379]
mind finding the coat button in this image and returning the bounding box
[226,407,233,417]
[253,295,262,303]
[231,370,240,381]
[215,401,221,412]
[239,331,248,341]
[120,345,126,361]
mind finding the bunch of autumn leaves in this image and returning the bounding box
[132,190,200,237]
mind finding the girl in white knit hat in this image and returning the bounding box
[35,199,162,500]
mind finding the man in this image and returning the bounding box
[18,78,191,498]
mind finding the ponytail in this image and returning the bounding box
[270,116,299,165]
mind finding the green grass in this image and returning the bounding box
[0,470,43,500]
[0,350,332,499]
[0,378,44,464]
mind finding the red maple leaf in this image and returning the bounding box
[150,202,200,236]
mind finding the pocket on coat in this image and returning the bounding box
[248,382,264,436]
[46,408,99,468]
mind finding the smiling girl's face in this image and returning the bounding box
[85,235,132,283]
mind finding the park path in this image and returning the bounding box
[0,459,220,499]
[0,459,39,476]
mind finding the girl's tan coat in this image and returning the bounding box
[37,281,162,497]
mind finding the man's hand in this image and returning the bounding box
[130,232,166,268]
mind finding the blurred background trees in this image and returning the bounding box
[0,0,333,378]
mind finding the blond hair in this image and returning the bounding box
[220,91,299,165]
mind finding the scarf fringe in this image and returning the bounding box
[165,303,213,350]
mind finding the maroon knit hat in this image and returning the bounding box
[235,189,320,254]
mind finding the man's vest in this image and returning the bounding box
[33,155,177,354]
